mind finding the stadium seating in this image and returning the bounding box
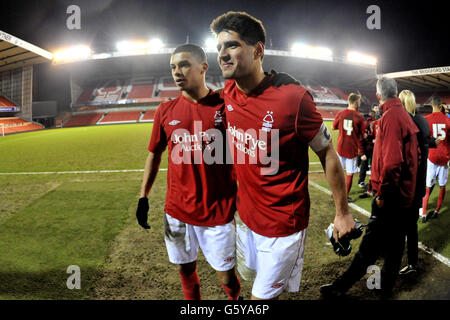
[63,113,104,127]
[99,111,142,123]
[317,108,342,120]
[127,84,155,99]
[307,85,343,102]
[141,109,156,122]
[0,117,44,134]
[0,95,16,107]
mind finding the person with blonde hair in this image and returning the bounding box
[398,90,437,275]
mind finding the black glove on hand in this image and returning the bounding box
[136,197,151,229]
[270,69,300,87]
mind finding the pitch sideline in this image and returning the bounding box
[309,180,450,268]
[1,168,448,268]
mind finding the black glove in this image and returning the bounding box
[326,219,364,256]
[269,69,300,87]
[136,197,151,229]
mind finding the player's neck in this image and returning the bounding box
[348,105,357,111]
[235,68,265,95]
[432,106,441,113]
[182,85,210,103]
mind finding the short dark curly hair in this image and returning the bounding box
[210,11,266,46]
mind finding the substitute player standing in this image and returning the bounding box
[135,44,241,300]
[421,95,450,222]
[333,93,366,202]
[210,11,356,300]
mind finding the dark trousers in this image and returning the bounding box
[334,198,406,294]
[358,154,372,185]
[404,206,419,266]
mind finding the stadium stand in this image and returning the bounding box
[99,110,142,123]
[141,109,156,122]
[63,113,104,127]
[127,84,155,99]
[0,117,44,134]
[0,95,17,107]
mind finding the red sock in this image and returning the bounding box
[221,275,241,300]
[179,268,201,300]
[436,187,446,212]
[422,187,431,216]
[346,174,353,195]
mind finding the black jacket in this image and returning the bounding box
[410,113,436,206]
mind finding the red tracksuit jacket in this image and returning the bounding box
[370,98,419,208]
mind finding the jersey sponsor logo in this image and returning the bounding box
[227,104,234,111]
[169,120,181,126]
[227,123,280,175]
[170,121,225,165]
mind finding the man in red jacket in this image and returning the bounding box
[333,93,366,202]
[321,77,419,299]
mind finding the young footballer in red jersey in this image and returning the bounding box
[333,93,366,201]
[421,96,450,222]
[210,11,356,300]
[136,44,241,300]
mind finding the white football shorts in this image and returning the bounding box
[338,155,358,174]
[163,213,236,272]
[236,216,307,299]
[426,159,448,187]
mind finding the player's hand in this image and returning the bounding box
[435,137,444,146]
[136,197,151,229]
[270,70,300,87]
[333,212,355,242]
[361,154,367,161]
[375,196,384,208]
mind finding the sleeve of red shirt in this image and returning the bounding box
[357,116,366,156]
[332,111,339,130]
[377,115,404,197]
[295,91,324,143]
[147,105,168,153]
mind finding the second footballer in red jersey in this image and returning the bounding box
[421,96,450,222]
[333,93,366,201]
[136,44,240,300]
[211,11,356,300]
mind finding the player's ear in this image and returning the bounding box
[254,41,264,60]
[201,61,208,74]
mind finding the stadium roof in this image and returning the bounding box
[0,30,53,72]
[378,66,450,91]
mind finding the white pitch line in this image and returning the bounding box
[0,168,168,175]
[308,180,450,268]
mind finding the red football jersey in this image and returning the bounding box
[333,109,365,159]
[222,78,325,237]
[426,112,450,165]
[148,91,237,226]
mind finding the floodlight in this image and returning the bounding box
[204,37,217,52]
[149,38,164,50]
[347,51,377,66]
[116,41,149,53]
[53,45,92,63]
[291,43,333,61]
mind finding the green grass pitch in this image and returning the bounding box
[0,122,448,300]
